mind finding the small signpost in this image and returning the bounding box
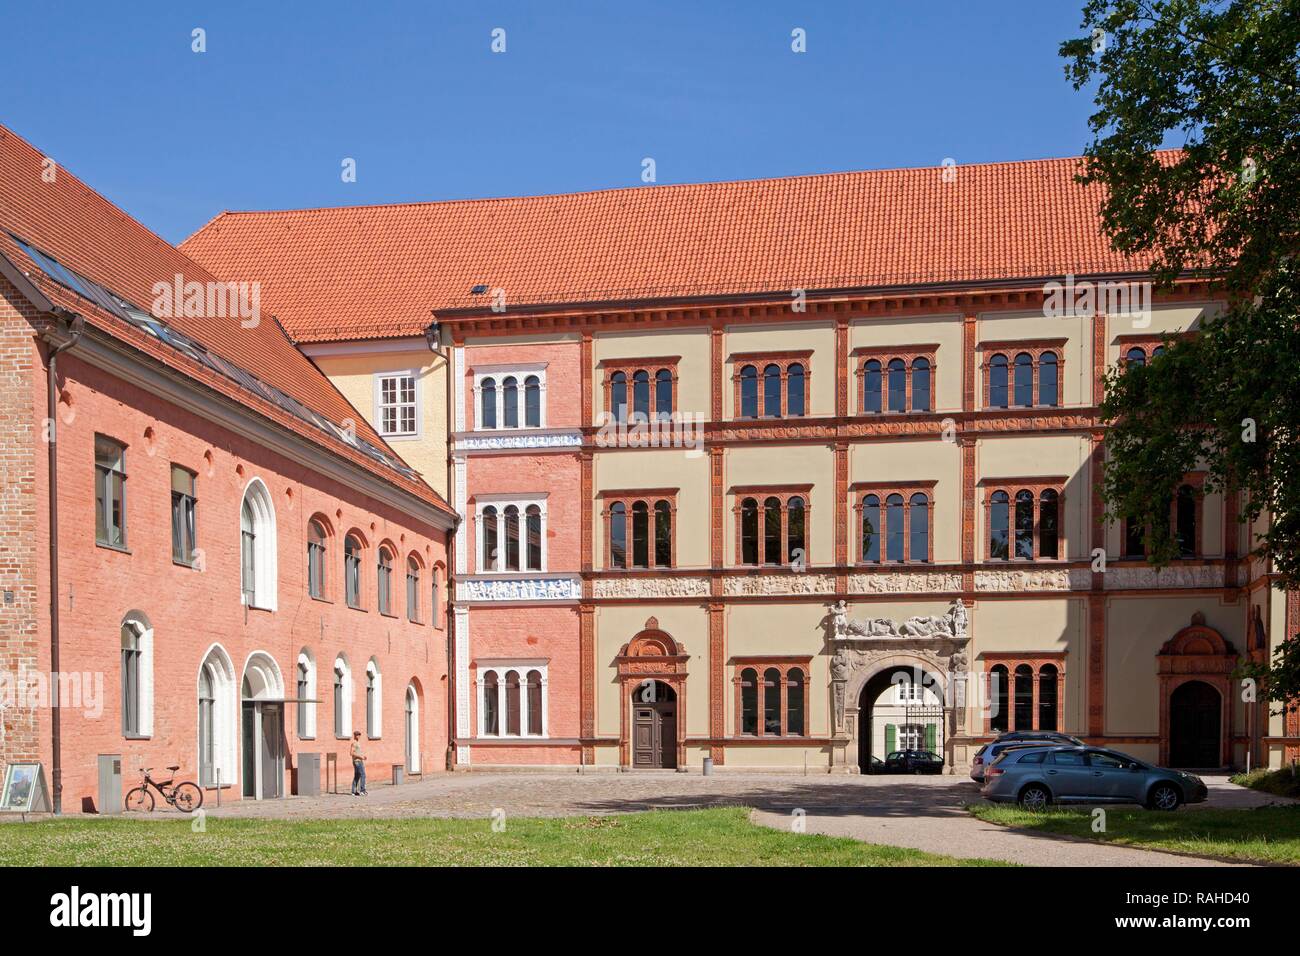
[1,762,51,819]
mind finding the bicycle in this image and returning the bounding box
[125,766,204,813]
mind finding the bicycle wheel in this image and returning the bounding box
[171,781,203,812]
[125,787,154,812]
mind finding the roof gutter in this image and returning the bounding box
[40,306,85,816]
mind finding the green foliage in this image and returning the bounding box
[1062,1,1300,703]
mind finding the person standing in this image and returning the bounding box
[349,730,367,796]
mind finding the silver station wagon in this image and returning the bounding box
[981,745,1208,811]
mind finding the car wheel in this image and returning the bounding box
[1148,783,1182,811]
[1018,784,1051,811]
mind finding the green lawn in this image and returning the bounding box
[0,807,1003,867]
[1231,766,1300,799]
[969,804,1300,865]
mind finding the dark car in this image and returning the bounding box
[970,738,1074,783]
[884,749,945,774]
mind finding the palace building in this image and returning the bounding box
[0,125,454,811]
[183,155,1297,775]
[3,118,1293,809]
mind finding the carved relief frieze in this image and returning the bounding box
[722,573,837,596]
[592,576,711,599]
[974,568,1073,591]
[846,571,963,593]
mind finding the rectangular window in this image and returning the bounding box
[171,465,197,565]
[376,373,417,437]
[95,435,127,548]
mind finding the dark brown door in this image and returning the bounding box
[1170,680,1221,768]
[632,695,677,768]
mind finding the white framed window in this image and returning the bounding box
[197,643,237,788]
[476,662,548,738]
[894,677,926,705]
[333,654,353,739]
[472,364,547,430]
[240,479,277,611]
[374,370,420,439]
[120,613,154,738]
[899,723,926,751]
[365,657,383,739]
[474,495,547,573]
[296,648,317,739]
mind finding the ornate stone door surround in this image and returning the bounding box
[615,618,689,770]
[828,600,972,771]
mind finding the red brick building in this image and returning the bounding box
[0,125,455,811]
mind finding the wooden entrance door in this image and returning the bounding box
[632,684,677,769]
[1169,680,1221,768]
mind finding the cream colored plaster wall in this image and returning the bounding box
[724,444,836,566]
[724,320,837,417]
[848,440,962,563]
[848,313,964,412]
[593,449,710,569]
[977,309,1091,409]
[976,435,1091,560]
[594,328,711,421]
[1105,302,1223,365]
[312,350,448,497]
[972,598,1087,733]
[726,602,830,737]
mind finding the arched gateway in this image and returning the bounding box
[829,600,970,773]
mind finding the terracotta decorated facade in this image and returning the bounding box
[182,155,1298,773]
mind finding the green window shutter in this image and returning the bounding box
[884,724,896,752]
[925,723,937,751]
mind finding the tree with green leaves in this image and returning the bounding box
[1061,0,1300,704]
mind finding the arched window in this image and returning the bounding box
[120,614,153,737]
[1013,352,1033,406]
[345,534,363,607]
[610,371,627,423]
[406,556,420,622]
[333,655,352,738]
[787,668,805,736]
[405,684,421,772]
[740,497,759,565]
[654,499,672,567]
[739,364,758,418]
[989,491,1010,559]
[482,671,499,735]
[787,497,805,564]
[505,670,521,736]
[1126,346,1147,368]
[197,645,235,787]
[1151,345,1165,359]
[1038,489,1059,559]
[432,564,446,629]
[1038,351,1059,406]
[480,377,497,428]
[763,667,782,735]
[503,505,520,571]
[1125,516,1146,557]
[240,480,276,610]
[377,547,394,615]
[365,658,382,738]
[763,496,782,565]
[525,504,542,570]
[524,375,541,427]
[307,519,327,599]
[763,364,781,417]
[990,664,1009,733]
[863,359,882,413]
[1013,664,1034,730]
[631,501,650,568]
[296,648,316,738]
[1175,484,1197,557]
[988,354,1009,408]
[885,494,905,562]
[481,506,498,571]
[526,669,543,735]
[909,493,929,562]
[861,494,880,562]
[655,368,673,419]
[887,358,907,412]
[740,667,758,734]
[502,376,519,427]
[1014,489,1035,559]
[1038,664,1058,731]
[787,363,805,416]
[911,357,931,412]
[632,369,650,420]
[609,501,627,568]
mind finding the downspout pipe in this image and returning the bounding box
[42,307,85,815]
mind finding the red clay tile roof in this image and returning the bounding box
[180,154,1161,343]
[0,124,450,515]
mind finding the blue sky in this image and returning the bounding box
[4,1,1098,244]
